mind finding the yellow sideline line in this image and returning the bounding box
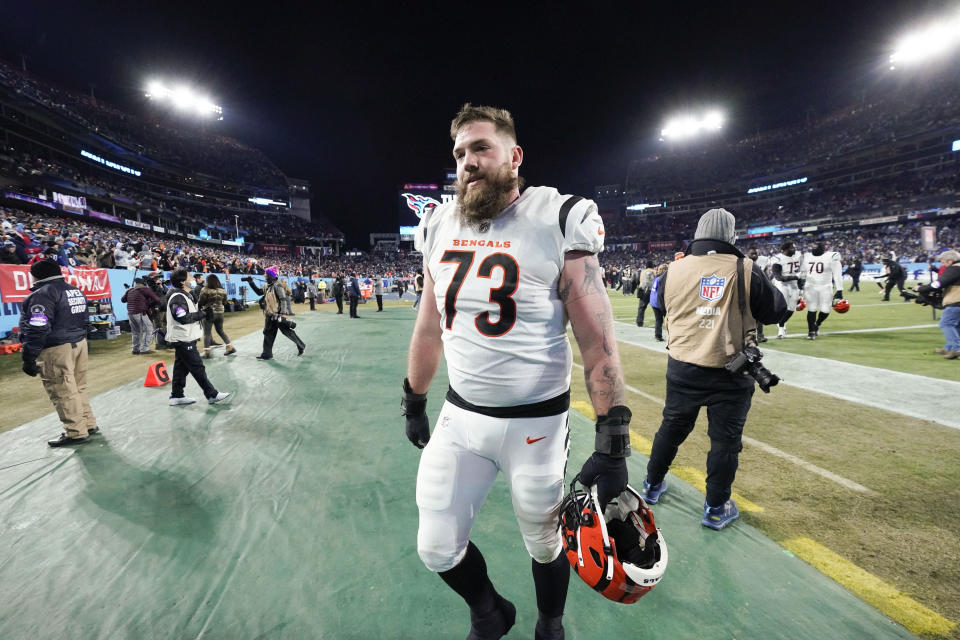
[783,537,956,636]
[569,401,763,512]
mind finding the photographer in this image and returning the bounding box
[165,269,231,406]
[244,267,306,360]
[640,209,785,531]
[121,277,160,354]
[922,250,959,359]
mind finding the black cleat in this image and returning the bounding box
[466,595,516,640]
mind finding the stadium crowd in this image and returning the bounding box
[0,59,287,191]
[1,206,421,280]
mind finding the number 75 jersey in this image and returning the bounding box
[415,186,605,407]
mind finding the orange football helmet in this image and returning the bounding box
[833,299,850,313]
[796,298,807,312]
[560,479,668,604]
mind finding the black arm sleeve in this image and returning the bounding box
[771,263,797,282]
[750,263,787,325]
[657,269,667,312]
[169,292,205,324]
[247,281,264,296]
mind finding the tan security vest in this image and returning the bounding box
[943,273,960,306]
[664,253,757,368]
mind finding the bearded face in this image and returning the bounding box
[455,161,523,228]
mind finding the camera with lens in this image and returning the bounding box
[901,285,943,309]
[725,345,780,393]
[276,315,297,330]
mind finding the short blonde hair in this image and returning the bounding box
[450,103,517,142]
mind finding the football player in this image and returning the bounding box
[800,242,843,339]
[770,241,802,338]
[403,104,631,640]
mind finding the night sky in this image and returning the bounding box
[1,1,946,246]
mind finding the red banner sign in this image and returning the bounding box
[0,265,112,303]
[259,243,289,254]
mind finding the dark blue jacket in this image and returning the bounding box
[18,276,89,361]
[348,277,361,298]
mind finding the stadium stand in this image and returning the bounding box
[599,71,960,271]
[0,58,345,270]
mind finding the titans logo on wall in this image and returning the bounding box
[402,193,441,219]
[699,275,726,301]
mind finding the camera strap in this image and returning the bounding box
[737,258,758,348]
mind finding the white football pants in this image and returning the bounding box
[416,401,570,572]
[774,281,800,317]
[804,284,834,313]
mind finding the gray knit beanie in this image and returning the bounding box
[939,250,959,263]
[694,208,737,244]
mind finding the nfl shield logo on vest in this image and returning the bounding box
[699,275,726,301]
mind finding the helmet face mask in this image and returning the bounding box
[560,479,668,604]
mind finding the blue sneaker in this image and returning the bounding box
[641,478,668,504]
[701,499,739,530]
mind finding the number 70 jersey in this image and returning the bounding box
[415,186,605,407]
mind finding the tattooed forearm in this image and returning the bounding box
[581,256,604,296]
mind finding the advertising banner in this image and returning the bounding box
[0,265,112,304]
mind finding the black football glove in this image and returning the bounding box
[579,405,632,508]
[834,289,843,300]
[22,359,39,377]
[402,378,430,449]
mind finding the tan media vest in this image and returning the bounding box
[664,253,757,368]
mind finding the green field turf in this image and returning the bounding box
[608,283,958,381]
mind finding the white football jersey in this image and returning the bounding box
[801,251,843,289]
[415,186,604,407]
[771,252,802,281]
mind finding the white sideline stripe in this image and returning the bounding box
[780,324,938,338]
[855,302,912,307]
[740,436,875,493]
[572,362,875,493]
[611,320,960,430]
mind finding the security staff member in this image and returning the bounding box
[19,259,99,447]
[332,273,345,314]
[640,209,785,530]
[347,272,361,318]
[245,267,306,360]
[166,269,231,406]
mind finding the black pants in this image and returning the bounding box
[202,314,231,348]
[309,297,316,310]
[884,276,906,300]
[636,290,650,326]
[349,295,359,317]
[171,340,217,399]
[261,317,305,357]
[335,293,343,313]
[652,306,665,340]
[375,294,383,311]
[850,273,860,291]
[646,377,754,506]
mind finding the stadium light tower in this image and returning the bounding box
[888,8,960,69]
[144,79,223,120]
[660,109,725,141]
